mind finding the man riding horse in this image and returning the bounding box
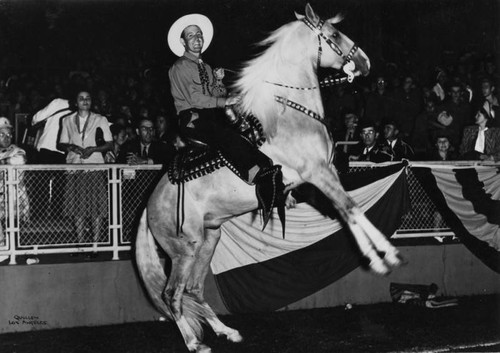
[167,14,285,227]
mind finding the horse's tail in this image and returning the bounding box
[135,208,173,320]
[135,207,210,340]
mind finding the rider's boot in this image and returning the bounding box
[251,157,286,234]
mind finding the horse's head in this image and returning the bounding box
[295,4,370,82]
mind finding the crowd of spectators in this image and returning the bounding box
[0,47,498,165]
[325,51,500,163]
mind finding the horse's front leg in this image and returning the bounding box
[305,164,402,274]
[187,227,243,343]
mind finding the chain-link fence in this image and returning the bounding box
[0,162,470,264]
[348,164,449,235]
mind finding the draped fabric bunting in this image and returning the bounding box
[411,163,500,273]
[212,162,410,313]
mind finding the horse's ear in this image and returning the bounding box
[327,13,344,25]
[294,11,304,20]
[304,3,320,25]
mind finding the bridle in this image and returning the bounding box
[270,16,361,127]
[301,17,359,83]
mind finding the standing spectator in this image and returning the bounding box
[349,120,393,163]
[118,118,175,165]
[412,97,438,159]
[380,120,415,161]
[58,89,112,246]
[364,75,393,130]
[30,97,72,218]
[32,98,71,164]
[459,107,500,161]
[439,82,472,132]
[426,134,458,161]
[478,77,499,127]
[432,69,448,102]
[104,124,128,163]
[392,75,422,139]
[333,110,360,155]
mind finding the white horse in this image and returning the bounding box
[136,4,402,352]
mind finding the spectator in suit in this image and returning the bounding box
[349,120,392,163]
[380,120,415,161]
[118,118,175,165]
[459,107,500,161]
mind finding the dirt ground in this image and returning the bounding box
[1,295,499,353]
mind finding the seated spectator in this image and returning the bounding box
[117,118,175,165]
[364,74,393,130]
[426,134,458,161]
[348,120,393,163]
[105,124,128,163]
[459,107,500,161]
[0,117,26,165]
[0,117,29,229]
[380,120,415,160]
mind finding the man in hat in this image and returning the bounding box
[0,117,26,165]
[0,117,28,247]
[167,14,284,222]
[348,120,392,163]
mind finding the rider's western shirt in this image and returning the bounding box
[168,51,227,114]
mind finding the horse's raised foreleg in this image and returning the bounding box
[187,227,243,343]
[306,164,401,274]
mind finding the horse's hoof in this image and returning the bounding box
[226,330,243,343]
[196,344,212,353]
[384,249,403,267]
[370,258,390,276]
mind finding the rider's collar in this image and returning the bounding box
[183,51,202,63]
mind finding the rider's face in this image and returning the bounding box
[181,25,204,55]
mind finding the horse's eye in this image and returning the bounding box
[331,32,339,39]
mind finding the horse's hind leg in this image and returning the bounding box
[148,201,210,352]
[188,227,243,343]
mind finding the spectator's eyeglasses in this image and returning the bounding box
[0,132,12,138]
[139,127,154,132]
[361,130,375,136]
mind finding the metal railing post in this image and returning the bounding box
[110,166,121,260]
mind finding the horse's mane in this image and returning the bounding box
[233,20,321,135]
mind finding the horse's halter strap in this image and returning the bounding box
[302,17,359,82]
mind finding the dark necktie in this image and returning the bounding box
[142,146,148,159]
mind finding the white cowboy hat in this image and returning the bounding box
[167,14,213,57]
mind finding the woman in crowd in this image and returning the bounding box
[58,89,112,247]
[105,124,128,163]
[459,107,500,161]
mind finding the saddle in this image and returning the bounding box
[167,111,265,185]
[167,109,285,233]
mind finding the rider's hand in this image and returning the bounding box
[214,68,225,80]
[225,95,242,106]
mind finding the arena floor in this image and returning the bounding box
[1,295,499,353]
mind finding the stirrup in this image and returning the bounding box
[255,165,286,236]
